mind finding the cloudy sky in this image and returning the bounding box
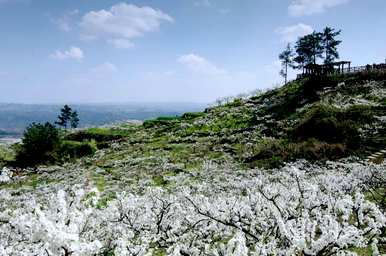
[0,0,385,103]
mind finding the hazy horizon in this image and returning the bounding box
[0,102,207,134]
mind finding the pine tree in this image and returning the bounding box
[294,32,324,68]
[279,43,295,84]
[70,111,80,129]
[322,27,342,64]
[55,105,72,129]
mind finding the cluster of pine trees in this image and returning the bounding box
[55,105,79,129]
[279,27,342,83]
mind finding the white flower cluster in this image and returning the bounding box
[0,167,12,183]
[0,161,385,255]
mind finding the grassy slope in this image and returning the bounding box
[2,71,386,195]
[90,71,386,170]
[0,71,385,255]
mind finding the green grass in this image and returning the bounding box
[96,192,116,209]
[152,175,169,187]
[0,144,15,166]
[58,140,97,160]
[143,116,181,129]
[64,127,134,143]
[93,174,106,192]
[0,174,58,190]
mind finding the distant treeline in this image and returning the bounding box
[0,103,206,134]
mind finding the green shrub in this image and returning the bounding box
[289,139,347,160]
[155,116,181,121]
[143,116,181,129]
[292,104,360,146]
[181,112,206,120]
[64,128,126,143]
[0,144,15,167]
[344,105,376,123]
[15,122,60,167]
[245,138,347,168]
[58,140,97,160]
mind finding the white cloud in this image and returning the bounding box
[53,9,79,32]
[80,3,173,48]
[178,54,226,76]
[288,0,350,16]
[276,23,314,43]
[50,46,84,60]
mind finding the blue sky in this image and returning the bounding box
[0,0,385,103]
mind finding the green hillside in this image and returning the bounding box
[1,70,386,255]
[78,71,386,172]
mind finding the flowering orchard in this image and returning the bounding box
[0,161,385,255]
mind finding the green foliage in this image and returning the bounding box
[261,79,320,120]
[181,112,206,120]
[13,123,105,167]
[55,105,80,129]
[58,140,97,160]
[321,27,342,64]
[344,105,376,123]
[152,175,169,187]
[70,111,80,128]
[292,27,341,68]
[15,122,60,167]
[55,105,73,129]
[279,43,295,84]
[65,127,129,144]
[143,116,181,128]
[96,192,116,209]
[294,32,324,67]
[292,104,376,148]
[0,144,15,166]
[246,138,347,169]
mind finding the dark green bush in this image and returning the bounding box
[58,140,97,160]
[65,129,125,143]
[292,104,360,146]
[246,138,347,168]
[15,122,60,167]
[344,105,376,123]
[181,112,206,120]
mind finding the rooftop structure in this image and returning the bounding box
[297,61,386,79]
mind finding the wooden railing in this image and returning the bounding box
[297,63,386,80]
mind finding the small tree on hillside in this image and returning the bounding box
[55,105,73,129]
[321,27,342,64]
[279,43,295,84]
[55,105,80,129]
[70,111,80,128]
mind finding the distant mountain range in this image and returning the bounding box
[0,102,206,136]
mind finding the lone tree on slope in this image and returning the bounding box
[279,43,295,84]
